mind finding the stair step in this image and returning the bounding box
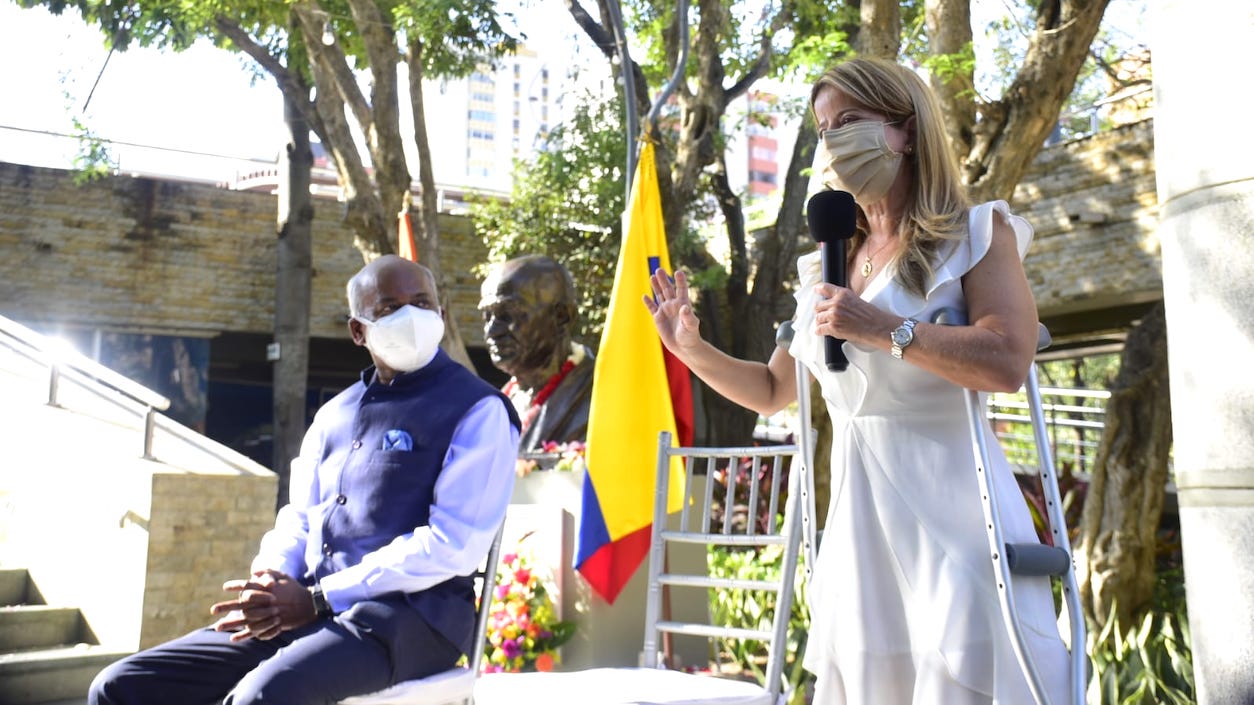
[0,644,129,705]
[0,569,31,606]
[0,606,85,651]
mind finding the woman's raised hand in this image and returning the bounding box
[645,268,703,357]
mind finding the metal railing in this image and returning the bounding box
[0,314,170,459]
[988,385,1110,480]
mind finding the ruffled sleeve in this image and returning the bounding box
[926,200,1033,299]
[788,249,823,363]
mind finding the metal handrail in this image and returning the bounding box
[989,385,1112,478]
[1,314,170,460]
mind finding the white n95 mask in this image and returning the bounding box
[356,305,444,373]
[819,120,904,206]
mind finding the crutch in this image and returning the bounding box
[775,321,818,588]
[932,308,1086,705]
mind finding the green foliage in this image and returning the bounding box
[22,0,279,52]
[1087,573,1194,704]
[766,0,857,85]
[711,529,1194,705]
[786,31,853,85]
[470,91,627,344]
[28,0,519,79]
[704,454,811,703]
[69,114,115,185]
[1038,354,1121,390]
[708,543,812,704]
[393,0,518,77]
[920,41,977,98]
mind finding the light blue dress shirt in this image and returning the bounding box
[252,395,519,613]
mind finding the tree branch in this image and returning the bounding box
[565,0,616,59]
[724,26,773,103]
[213,17,323,137]
[292,1,374,133]
[966,0,1111,200]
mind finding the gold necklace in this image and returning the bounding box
[860,238,895,278]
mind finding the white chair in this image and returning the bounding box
[474,433,805,705]
[340,523,506,705]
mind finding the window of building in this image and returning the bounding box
[751,146,776,161]
[749,170,777,185]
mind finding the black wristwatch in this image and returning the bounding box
[309,583,334,618]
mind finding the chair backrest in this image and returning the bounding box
[471,522,507,670]
[338,523,506,705]
[641,431,804,700]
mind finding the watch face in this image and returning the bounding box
[892,327,912,346]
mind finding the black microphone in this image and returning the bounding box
[806,190,858,372]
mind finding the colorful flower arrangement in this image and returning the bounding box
[515,440,587,477]
[482,539,576,673]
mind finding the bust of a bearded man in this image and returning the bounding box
[479,255,594,452]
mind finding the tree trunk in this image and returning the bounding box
[856,0,902,57]
[1076,302,1172,631]
[272,84,314,509]
[406,38,474,372]
[924,0,975,160]
[699,157,759,445]
[965,0,1112,201]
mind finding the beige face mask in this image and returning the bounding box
[819,120,904,206]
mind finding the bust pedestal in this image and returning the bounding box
[505,468,708,671]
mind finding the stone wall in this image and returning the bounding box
[142,472,276,647]
[0,118,1164,662]
[0,119,1161,348]
[1012,118,1161,334]
[0,163,489,347]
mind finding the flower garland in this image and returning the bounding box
[515,441,586,478]
[481,542,576,673]
[503,343,586,435]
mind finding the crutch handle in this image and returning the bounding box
[931,307,968,326]
[1006,543,1072,577]
[776,320,795,348]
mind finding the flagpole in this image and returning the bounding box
[644,1,688,140]
[604,0,637,200]
[638,1,689,671]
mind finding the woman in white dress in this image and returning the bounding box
[645,57,1070,704]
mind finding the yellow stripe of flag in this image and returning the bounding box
[585,140,685,541]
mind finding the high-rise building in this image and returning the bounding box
[721,87,803,204]
[426,45,560,198]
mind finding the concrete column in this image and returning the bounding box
[1151,2,1254,703]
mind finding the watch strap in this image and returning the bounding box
[890,318,918,360]
[309,583,334,618]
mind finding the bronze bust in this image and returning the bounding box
[479,255,594,452]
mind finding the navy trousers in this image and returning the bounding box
[88,595,462,705]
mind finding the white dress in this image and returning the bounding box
[790,201,1070,704]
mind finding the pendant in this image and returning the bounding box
[861,257,874,278]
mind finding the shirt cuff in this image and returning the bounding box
[317,569,370,614]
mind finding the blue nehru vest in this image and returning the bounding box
[306,349,519,654]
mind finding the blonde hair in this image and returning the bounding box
[811,57,970,298]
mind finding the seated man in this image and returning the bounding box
[90,255,521,705]
[479,255,594,452]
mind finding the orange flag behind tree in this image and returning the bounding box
[398,209,418,262]
[575,140,694,603]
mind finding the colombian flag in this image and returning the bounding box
[575,141,694,604]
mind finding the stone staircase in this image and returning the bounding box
[0,567,129,705]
